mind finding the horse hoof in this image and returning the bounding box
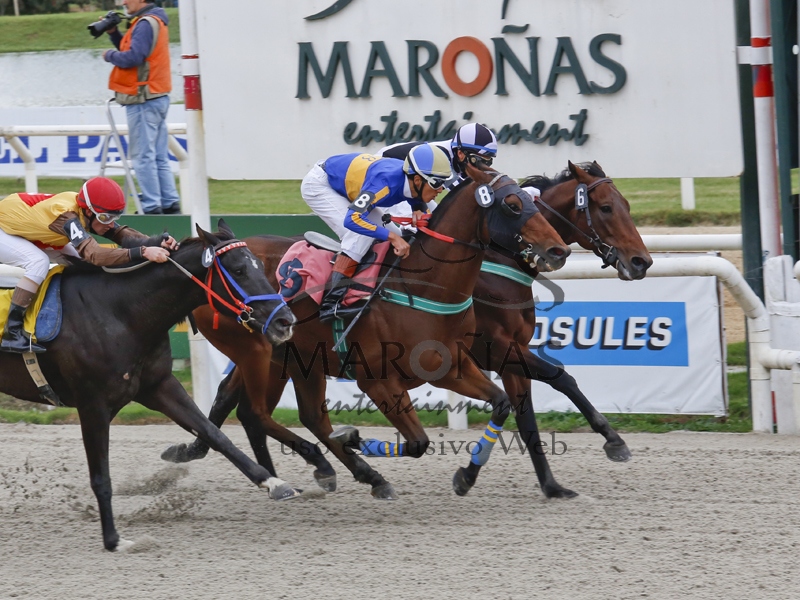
[603,441,632,462]
[160,443,207,463]
[271,483,303,501]
[260,477,303,500]
[313,471,337,492]
[329,425,360,446]
[371,482,398,500]
[452,467,474,497]
[542,484,579,499]
[113,538,135,553]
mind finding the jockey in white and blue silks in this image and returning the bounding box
[301,143,453,322]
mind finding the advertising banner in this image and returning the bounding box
[275,268,727,416]
[0,106,186,179]
[195,0,742,179]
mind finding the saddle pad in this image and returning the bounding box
[0,266,65,343]
[276,240,391,306]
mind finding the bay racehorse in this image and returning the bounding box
[0,221,297,551]
[164,162,651,498]
[164,164,570,498]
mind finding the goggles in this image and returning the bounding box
[467,153,494,168]
[81,181,123,225]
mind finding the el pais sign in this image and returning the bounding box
[195,0,742,179]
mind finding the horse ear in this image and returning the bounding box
[196,224,221,246]
[217,218,235,240]
[465,161,490,183]
[568,161,591,183]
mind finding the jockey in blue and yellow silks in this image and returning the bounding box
[301,143,452,322]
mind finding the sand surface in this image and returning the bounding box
[1,422,799,599]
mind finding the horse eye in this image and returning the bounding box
[505,200,522,214]
[600,205,612,214]
[233,267,246,276]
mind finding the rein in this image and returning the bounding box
[167,240,286,334]
[383,214,484,251]
[534,177,618,269]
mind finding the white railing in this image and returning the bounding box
[0,124,189,212]
[544,255,800,434]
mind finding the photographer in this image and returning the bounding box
[101,0,181,215]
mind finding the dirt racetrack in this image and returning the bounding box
[1,423,799,599]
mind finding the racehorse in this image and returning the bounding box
[163,163,570,499]
[0,221,297,551]
[163,162,652,498]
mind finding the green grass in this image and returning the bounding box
[0,365,754,433]
[0,9,181,54]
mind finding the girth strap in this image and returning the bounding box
[479,261,535,287]
[381,288,473,315]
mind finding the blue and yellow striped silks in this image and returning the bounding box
[470,420,503,466]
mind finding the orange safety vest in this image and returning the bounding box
[108,13,171,103]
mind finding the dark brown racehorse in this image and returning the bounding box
[164,162,651,498]
[164,164,569,498]
[0,221,297,551]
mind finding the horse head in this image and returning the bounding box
[465,162,570,271]
[195,220,297,344]
[564,161,652,280]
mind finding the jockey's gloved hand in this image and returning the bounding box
[160,232,180,251]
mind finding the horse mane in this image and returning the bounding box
[519,162,606,193]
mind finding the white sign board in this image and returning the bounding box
[273,269,727,416]
[0,106,186,179]
[196,0,742,179]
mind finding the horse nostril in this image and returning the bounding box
[275,317,294,330]
[547,246,571,260]
[631,256,649,270]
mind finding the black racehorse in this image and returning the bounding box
[0,221,297,552]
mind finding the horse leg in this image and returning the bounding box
[441,359,514,496]
[161,368,239,463]
[291,371,395,499]
[139,375,301,500]
[237,370,338,492]
[76,402,129,552]
[525,351,631,462]
[502,372,577,499]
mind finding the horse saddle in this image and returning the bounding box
[0,266,65,344]
[276,235,391,306]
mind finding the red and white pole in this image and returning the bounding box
[749,0,782,261]
[179,0,215,415]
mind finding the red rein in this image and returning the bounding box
[387,215,457,244]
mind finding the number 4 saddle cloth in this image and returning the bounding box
[276,240,392,306]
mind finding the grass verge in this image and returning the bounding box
[0,372,752,434]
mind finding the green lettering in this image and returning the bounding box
[544,37,591,95]
[360,41,407,98]
[589,34,626,94]
[492,37,541,96]
[297,41,357,99]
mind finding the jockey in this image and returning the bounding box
[0,177,178,353]
[302,143,452,322]
[378,123,541,212]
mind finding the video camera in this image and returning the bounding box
[87,11,126,39]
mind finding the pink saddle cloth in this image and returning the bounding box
[276,241,392,306]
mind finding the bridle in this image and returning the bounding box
[167,239,287,333]
[534,177,619,269]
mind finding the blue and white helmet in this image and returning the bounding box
[403,143,453,189]
[451,123,498,157]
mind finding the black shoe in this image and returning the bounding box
[0,303,45,353]
[318,272,364,322]
[143,207,164,215]
[162,204,182,215]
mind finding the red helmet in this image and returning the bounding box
[77,177,126,216]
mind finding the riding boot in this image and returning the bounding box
[1,285,46,353]
[318,253,362,322]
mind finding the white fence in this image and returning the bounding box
[0,124,189,211]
